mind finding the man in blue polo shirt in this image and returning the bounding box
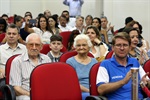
[96,32,149,100]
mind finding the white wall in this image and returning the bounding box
[104,0,150,44]
[0,0,103,18]
[0,0,10,16]
[1,0,149,44]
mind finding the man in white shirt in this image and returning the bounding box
[0,24,27,79]
[58,15,72,32]
[100,16,114,44]
[71,16,85,34]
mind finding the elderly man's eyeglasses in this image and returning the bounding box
[114,44,129,48]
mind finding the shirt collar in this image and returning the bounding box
[4,42,21,50]
[23,52,45,61]
[110,55,133,67]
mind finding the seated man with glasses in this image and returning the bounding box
[9,33,51,100]
[96,32,150,100]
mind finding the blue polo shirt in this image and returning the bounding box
[97,56,143,100]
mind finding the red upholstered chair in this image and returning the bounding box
[0,54,19,100]
[0,33,5,43]
[30,62,82,100]
[89,62,100,96]
[40,44,67,54]
[5,54,20,84]
[8,16,14,24]
[85,62,107,100]
[59,31,72,48]
[143,59,150,78]
[105,50,114,59]
[59,50,94,62]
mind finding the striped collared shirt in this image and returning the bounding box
[9,52,51,91]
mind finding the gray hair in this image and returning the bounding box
[73,34,92,48]
[76,15,84,20]
[25,33,42,43]
[100,16,108,20]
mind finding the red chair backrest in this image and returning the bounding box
[143,59,150,78]
[59,50,94,62]
[40,44,67,54]
[8,16,14,24]
[105,51,114,59]
[30,62,82,100]
[5,54,20,84]
[0,33,5,43]
[89,62,100,96]
[59,31,72,48]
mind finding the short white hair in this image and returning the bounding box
[26,33,42,43]
[73,34,92,48]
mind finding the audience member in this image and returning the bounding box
[25,15,53,44]
[0,18,7,34]
[132,21,150,57]
[0,18,7,43]
[1,14,9,24]
[85,15,93,29]
[123,27,149,65]
[63,0,84,17]
[0,24,27,79]
[84,25,109,62]
[10,33,51,100]
[100,16,114,44]
[96,32,149,100]
[21,11,33,28]
[47,35,63,62]
[92,17,109,44]
[71,15,85,33]
[61,10,75,27]
[117,17,134,33]
[53,14,59,24]
[48,16,61,35]
[14,15,24,29]
[20,14,32,41]
[66,34,97,100]
[68,29,80,51]
[58,15,72,32]
[44,10,51,19]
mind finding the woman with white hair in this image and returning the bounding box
[66,34,97,100]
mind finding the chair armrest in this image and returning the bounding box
[1,84,16,100]
[86,95,108,100]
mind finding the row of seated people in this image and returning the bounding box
[1,12,150,63]
[1,31,150,100]
[0,19,150,99]
[0,33,150,99]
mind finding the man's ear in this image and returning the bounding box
[60,44,63,49]
[49,44,51,49]
[112,45,114,51]
[39,43,43,51]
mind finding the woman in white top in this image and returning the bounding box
[25,15,53,44]
[84,25,109,62]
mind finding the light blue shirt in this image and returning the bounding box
[66,56,97,89]
[63,0,84,16]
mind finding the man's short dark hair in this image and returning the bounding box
[125,17,133,25]
[6,23,20,33]
[1,14,8,18]
[50,35,63,42]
